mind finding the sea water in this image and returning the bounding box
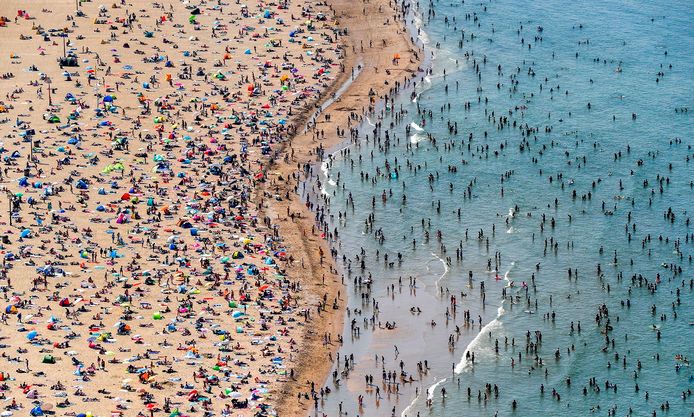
[316,0,693,416]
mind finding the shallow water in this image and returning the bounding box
[316,0,693,416]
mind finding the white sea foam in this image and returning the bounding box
[412,13,429,46]
[426,377,447,400]
[454,262,514,373]
[400,376,446,417]
[454,318,504,374]
[409,122,426,144]
[400,392,419,417]
[431,252,449,292]
[320,161,335,194]
[410,122,424,131]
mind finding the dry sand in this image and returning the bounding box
[0,0,419,416]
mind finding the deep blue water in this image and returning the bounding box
[315,0,693,416]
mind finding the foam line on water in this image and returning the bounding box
[319,160,337,194]
[426,377,447,400]
[400,376,446,417]
[430,252,449,293]
[412,12,429,46]
[410,122,424,131]
[454,318,503,374]
[400,393,419,417]
[409,122,427,144]
[454,262,514,374]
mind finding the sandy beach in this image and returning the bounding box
[0,0,419,416]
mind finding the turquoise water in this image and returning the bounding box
[315,0,693,416]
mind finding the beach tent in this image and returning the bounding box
[42,355,56,364]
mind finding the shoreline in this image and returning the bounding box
[261,0,423,414]
[277,4,501,415]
